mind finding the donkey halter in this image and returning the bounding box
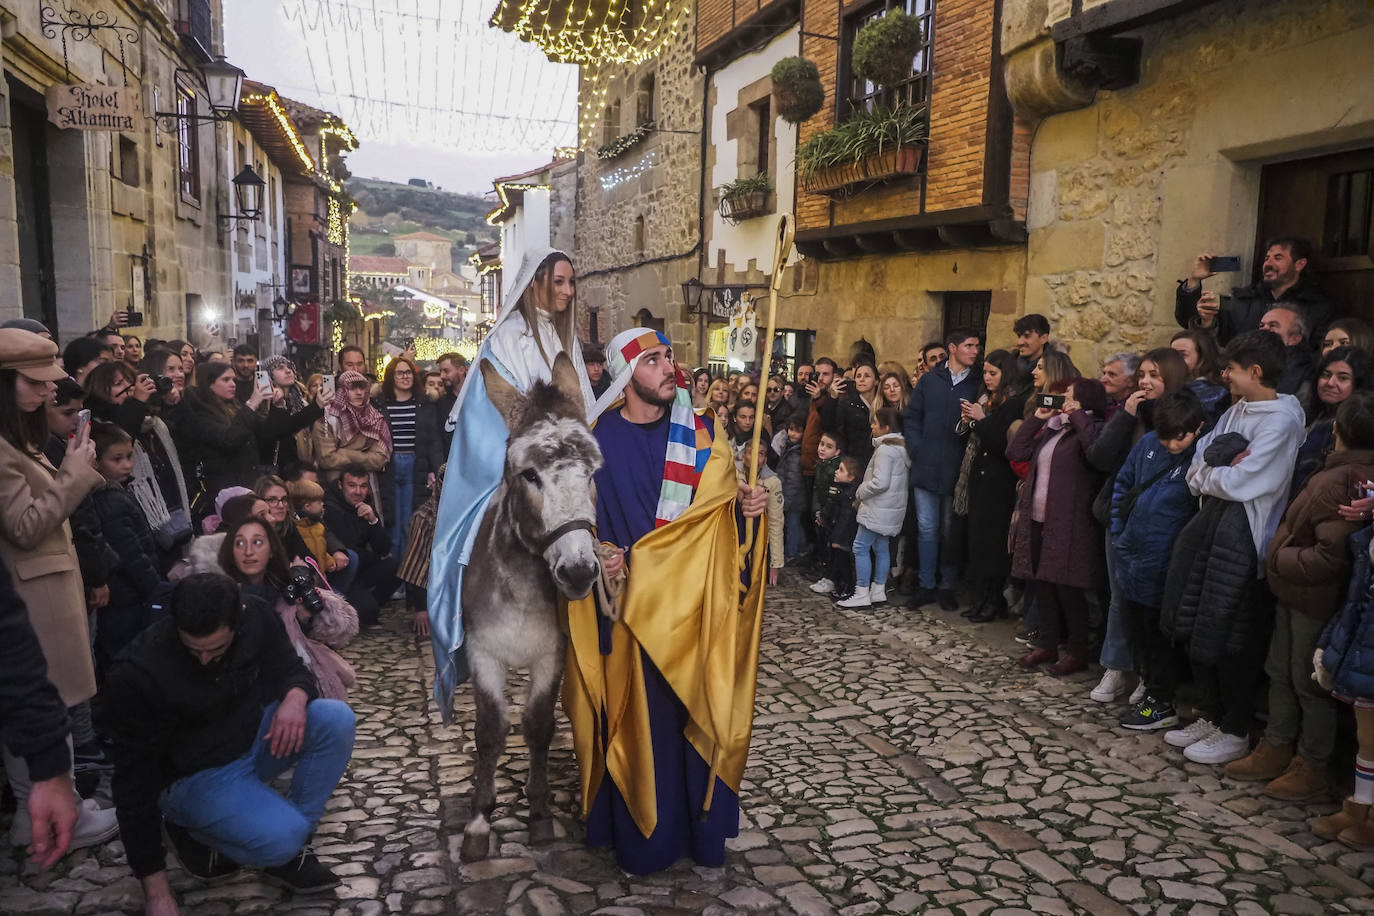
[530,518,597,555]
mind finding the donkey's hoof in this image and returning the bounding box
[529,818,556,846]
[459,830,491,862]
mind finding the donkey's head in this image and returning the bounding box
[481,352,604,600]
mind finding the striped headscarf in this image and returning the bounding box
[598,328,712,528]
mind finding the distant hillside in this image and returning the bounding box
[347,177,497,267]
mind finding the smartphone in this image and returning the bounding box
[1208,255,1242,272]
[1037,393,1066,410]
[74,408,91,442]
[404,336,416,350]
[256,369,272,391]
[321,373,336,400]
[124,309,144,327]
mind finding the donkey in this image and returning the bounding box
[459,351,603,862]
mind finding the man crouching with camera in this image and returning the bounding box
[98,573,356,915]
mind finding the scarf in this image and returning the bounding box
[327,370,392,452]
[597,328,712,528]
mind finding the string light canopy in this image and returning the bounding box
[490,0,692,66]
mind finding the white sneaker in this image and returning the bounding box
[1164,718,1218,749]
[1183,729,1250,765]
[1128,680,1147,705]
[809,578,835,595]
[10,796,119,849]
[837,586,872,609]
[870,584,888,604]
[1090,669,1129,703]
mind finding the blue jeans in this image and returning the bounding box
[912,488,957,590]
[160,699,356,867]
[784,509,805,560]
[330,549,360,595]
[853,525,891,588]
[389,452,416,558]
[1100,533,1134,671]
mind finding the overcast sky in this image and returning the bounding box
[224,0,578,195]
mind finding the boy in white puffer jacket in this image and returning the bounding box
[840,407,910,609]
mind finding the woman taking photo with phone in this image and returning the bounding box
[179,360,270,502]
[257,355,324,471]
[0,328,119,856]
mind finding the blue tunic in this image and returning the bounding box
[585,407,740,874]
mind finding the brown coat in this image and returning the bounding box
[310,416,390,483]
[1266,448,1374,618]
[0,437,105,705]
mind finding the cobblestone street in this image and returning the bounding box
[6,575,1374,914]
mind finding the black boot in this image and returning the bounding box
[962,581,989,619]
[970,583,1009,622]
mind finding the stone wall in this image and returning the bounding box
[1013,0,1374,369]
[573,21,704,359]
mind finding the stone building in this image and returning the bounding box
[229,84,292,357]
[1002,0,1374,364]
[0,0,237,344]
[573,24,706,358]
[395,231,453,273]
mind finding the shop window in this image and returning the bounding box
[842,0,935,117]
[176,87,200,203]
[1325,170,1373,258]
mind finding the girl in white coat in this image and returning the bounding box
[839,406,910,609]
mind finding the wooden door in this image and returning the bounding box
[1257,147,1374,324]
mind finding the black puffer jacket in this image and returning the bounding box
[89,482,166,662]
[178,393,266,495]
[1159,496,1259,665]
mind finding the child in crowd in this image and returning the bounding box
[399,464,446,636]
[818,456,862,601]
[1113,390,1206,731]
[289,476,352,589]
[88,422,168,671]
[1224,391,1374,799]
[777,416,807,563]
[809,432,844,582]
[736,440,783,585]
[1155,330,1307,766]
[839,408,910,609]
[731,400,758,449]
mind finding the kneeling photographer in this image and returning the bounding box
[211,516,359,701]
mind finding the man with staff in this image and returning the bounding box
[563,217,791,874]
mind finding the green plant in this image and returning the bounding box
[794,105,928,180]
[720,173,773,197]
[851,11,923,87]
[770,57,825,124]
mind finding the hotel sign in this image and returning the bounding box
[46,84,141,132]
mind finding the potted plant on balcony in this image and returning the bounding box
[718,173,773,223]
[851,10,923,87]
[797,104,927,195]
[771,57,825,125]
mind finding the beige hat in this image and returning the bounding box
[0,328,66,381]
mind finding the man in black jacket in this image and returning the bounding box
[231,344,259,403]
[0,563,78,869]
[100,574,355,910]
[435,352,468,454]
[324,465,400,627]
[1175,237,1334,348]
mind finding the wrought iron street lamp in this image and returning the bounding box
[680,277,705,314]
[154,55,247,127]
[219,165,265,224]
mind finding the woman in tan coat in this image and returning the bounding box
[311,368,391,493]
[0,328,120,853]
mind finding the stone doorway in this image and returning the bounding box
[8,76,57,334]
[1257,146,1374,325]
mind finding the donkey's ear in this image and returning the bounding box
[480,359,525,431]
[550,351,584,414]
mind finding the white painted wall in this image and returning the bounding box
[228,122,288,354]
[499,187,552,281]
[708,26,802,274]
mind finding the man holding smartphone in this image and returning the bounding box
[231,345,260,403]
[1175,237,1332,348]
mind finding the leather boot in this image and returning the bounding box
[1339,805,1374,851]
[1313,798,1370,841]
[962,582,989,619]
[971,588,1009,623]
[1263,756,1328,802]
[1222,737,1293,783]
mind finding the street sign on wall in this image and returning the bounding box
[46,84,141,131]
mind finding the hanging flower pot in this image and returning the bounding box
[851,11,923,87]
[718,173,773,223]
[770,57,825,125]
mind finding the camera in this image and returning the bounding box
[152,374,174,393]
[281,565,326,617]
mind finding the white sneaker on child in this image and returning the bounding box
[837,586,872,609]
[1164,718,1217,749]
[1090,669,1129,703]
[809,578,835,595]
[1183,729,1249,765]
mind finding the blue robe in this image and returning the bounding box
[584,408,741,874]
